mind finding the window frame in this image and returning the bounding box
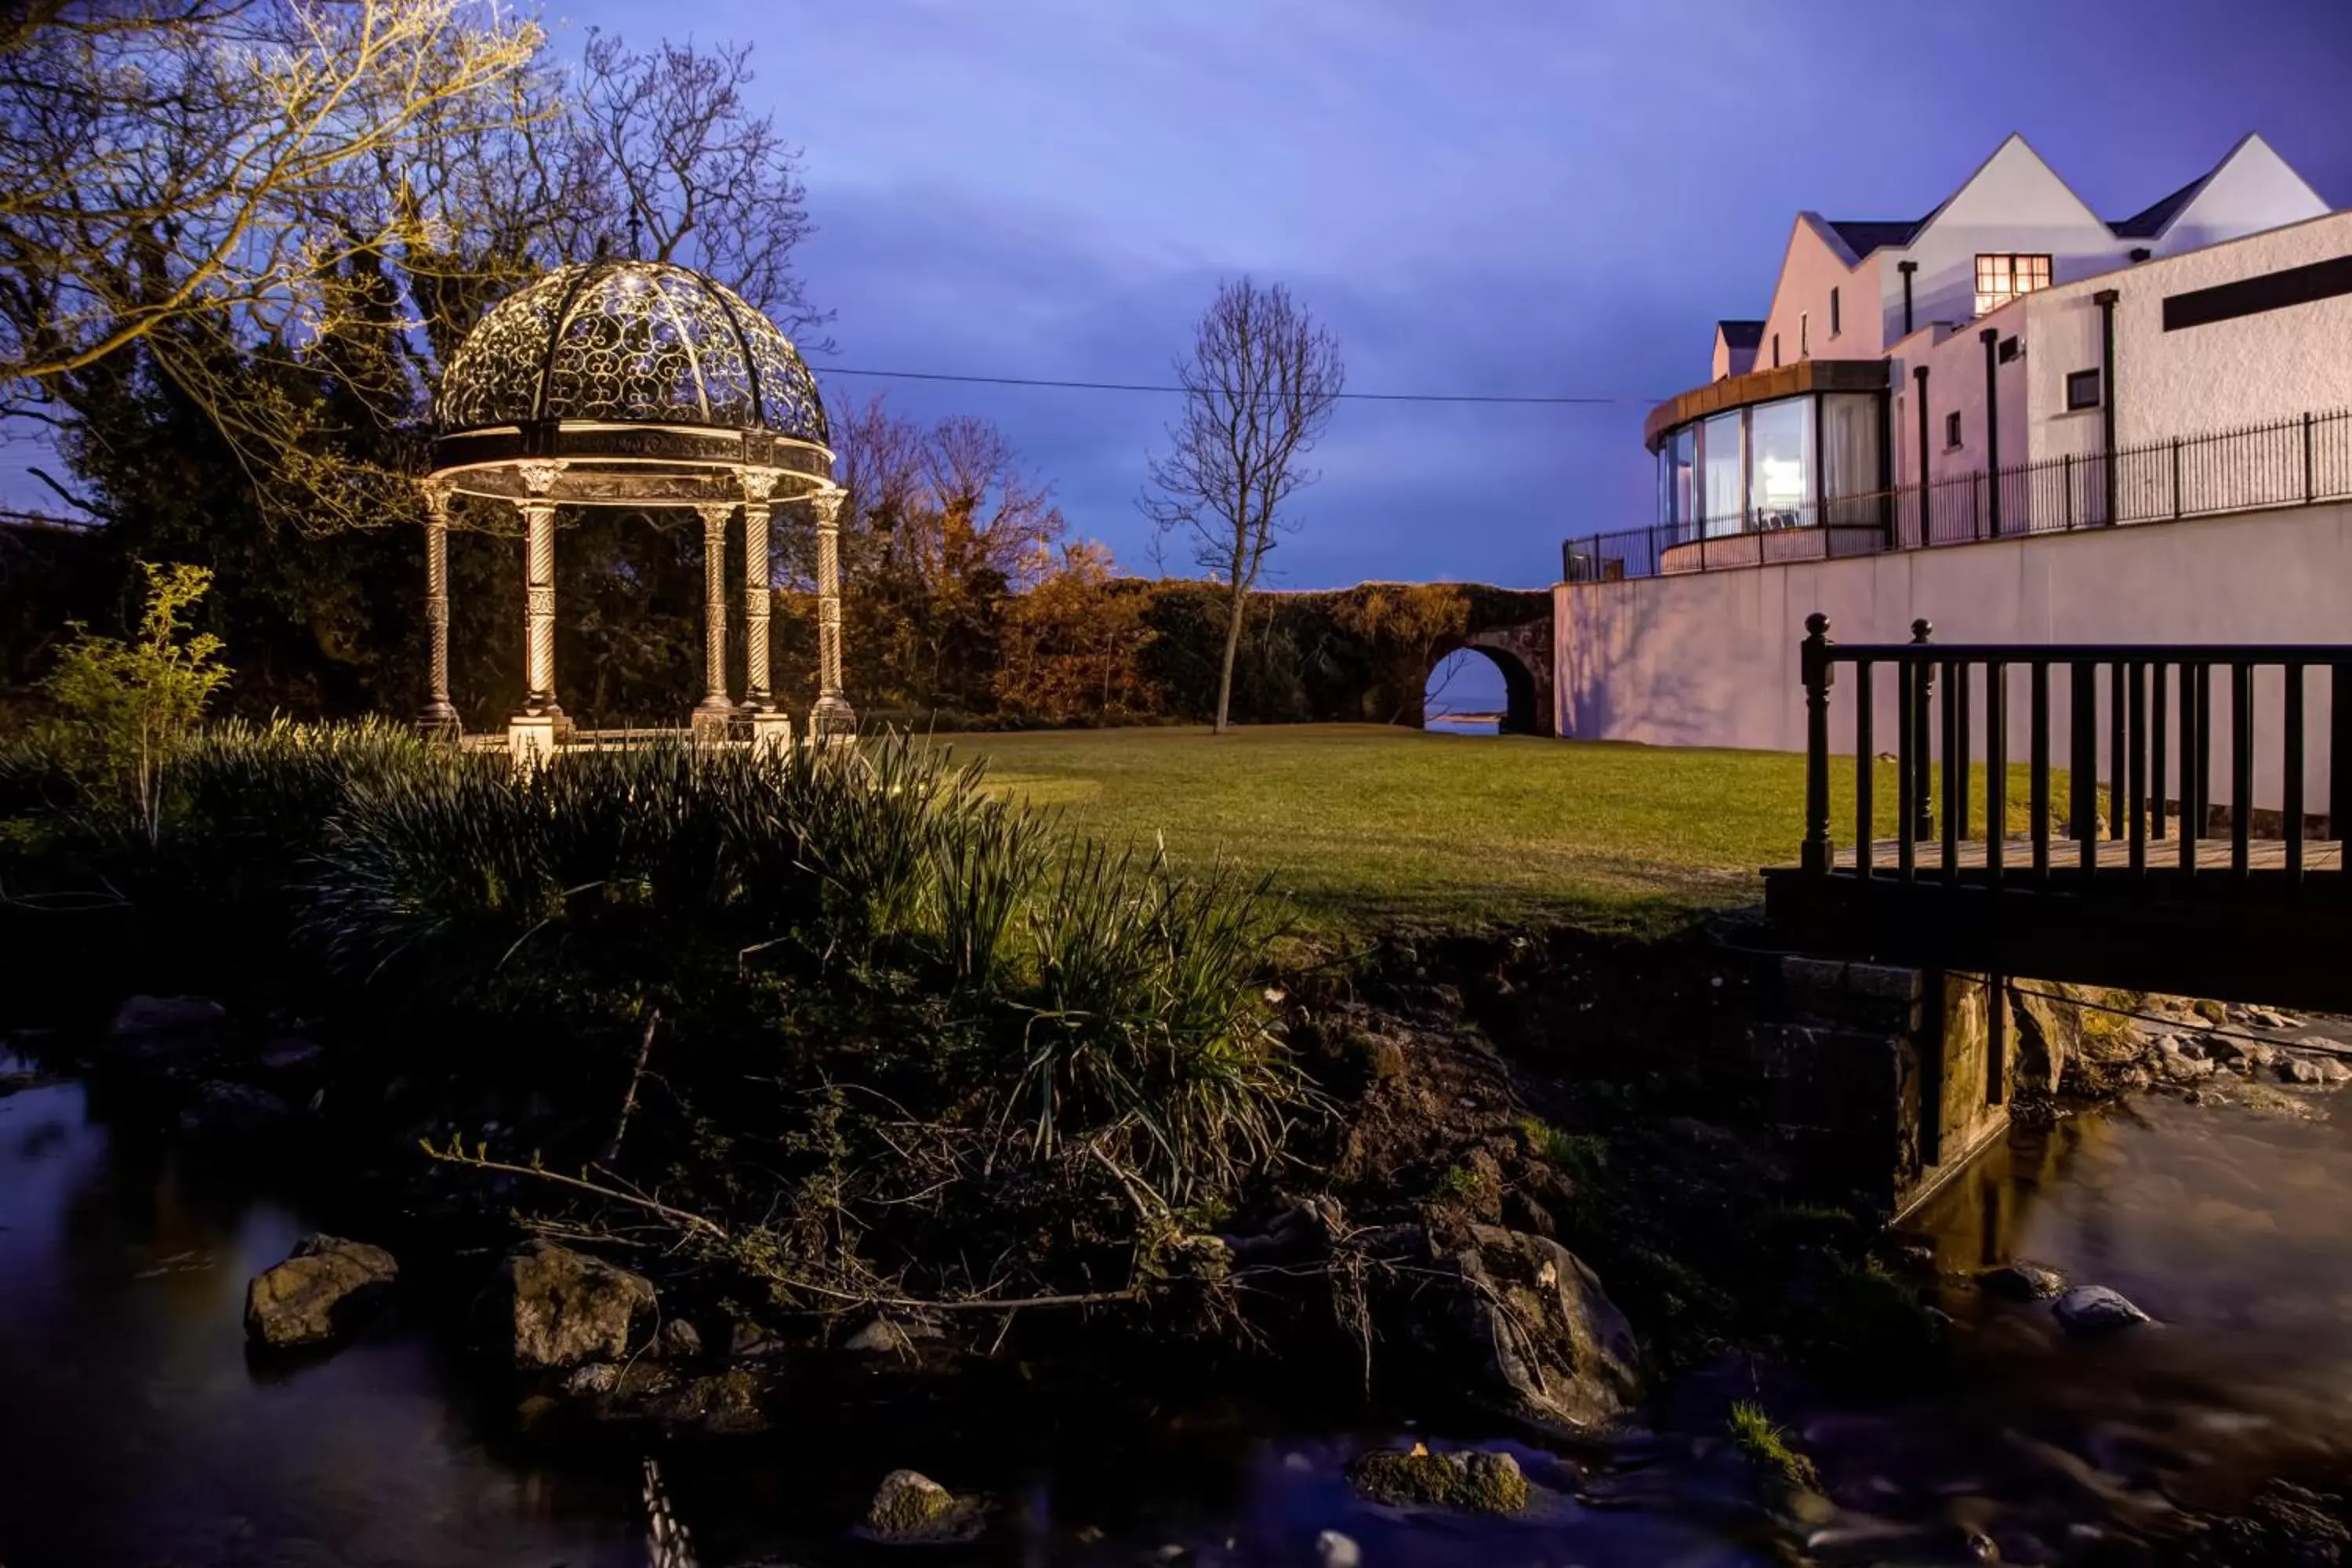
[1830,286,1842,338]
[2065,368,2102,411]
[1974,252,2053,317]
[1944,410,1964,450]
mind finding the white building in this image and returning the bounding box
[1614,132,2344,575]
[1556,134,2352,815]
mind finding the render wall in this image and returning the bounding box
[1757,220,1884,371]
[1552,500,2352,812]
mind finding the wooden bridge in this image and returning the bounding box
[1763,615,2352,1016]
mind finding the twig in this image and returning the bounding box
[602,1007,662,1165]
[420,1142,729,1240]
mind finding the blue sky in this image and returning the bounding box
[11,0,2350,600]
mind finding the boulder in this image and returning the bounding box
[1347,1444,1529,1512]
[2281,1057,2328,1086]
[102,996,226,1077]
[1316,1532,1363,1568]
[180,1080,296,1138]
[471,1240,655,1370]
[2004,981,2083,1096]
[243,1234,398,1348]
[862,1469,984,1543]
[2053,1285,2151,1334]
[108,994,225,1041]
[2213,1037,2278,1071]
[1379,1225,1639,1434]
[654,1317,703,1360]
[1979,1261,2067,1301]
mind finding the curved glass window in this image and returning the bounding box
[1749,397,1814,531]
[1658,424,1696,531]
[1700,411,1744,538]
[1654,391,1882,536]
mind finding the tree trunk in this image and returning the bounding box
[1213,583,1247,735]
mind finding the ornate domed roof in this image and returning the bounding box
[436,260,826,445]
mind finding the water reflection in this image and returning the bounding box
[1812,1094,2352,1558]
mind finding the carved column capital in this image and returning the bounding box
[812,486,847,527]
[694,501,737,533]
[516,459,567,496]
[739,466,781,504]
[416,477,453,521]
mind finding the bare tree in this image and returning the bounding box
[0,0,543,389]
[1142,278,1344,734]
[568,31,826,341]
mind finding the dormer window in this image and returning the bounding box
[1975,253,2052,316]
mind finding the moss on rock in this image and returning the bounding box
[1346,1445,1530,1512]
[863,1469,984,1542]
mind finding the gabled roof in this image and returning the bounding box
[2104,132,2327,241]
[2108,172,2209,238]
[1715,318,1766,350]
[1824,220,1923,260]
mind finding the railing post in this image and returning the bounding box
[2172,437,2183,520]
[2306,410,2318,505]
[2063,452,2075,530]
[1973,469,1986,541]
[1911,619,1936,840]
[1802,612,1835,874]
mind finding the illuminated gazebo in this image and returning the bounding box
[419,260,854,758]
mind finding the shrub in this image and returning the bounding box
[42,561,229,845]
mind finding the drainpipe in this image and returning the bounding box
[2093,289,2120,525]
[1980,327,2002,536]
[1913,365,1930,546]
[1898,260,1918,338]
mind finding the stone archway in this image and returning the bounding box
[1428,619,1555,736]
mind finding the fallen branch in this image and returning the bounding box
[419,1141,729,1241]
[602,1007,662,1165]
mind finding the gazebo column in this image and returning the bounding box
[416,480,459,737]
[739,469,791,752]
[692,502,736,741]
[809,487,856,741]
[509,461,565,766]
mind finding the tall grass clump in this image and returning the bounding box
[1020,840,1296,1204]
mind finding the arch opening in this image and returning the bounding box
[1423,644,1539,735]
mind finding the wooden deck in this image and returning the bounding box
[1825,835,2345,877]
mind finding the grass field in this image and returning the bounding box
[933,724,1896,932]
[947,724,2074,933]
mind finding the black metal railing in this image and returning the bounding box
[1797,613,2352,888]
[1566,406,2352,584]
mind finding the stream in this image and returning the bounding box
[6,1042,2352,1567]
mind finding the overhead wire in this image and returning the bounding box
[804,362,1653,405]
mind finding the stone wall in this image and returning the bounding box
[1748,958,2070,1218]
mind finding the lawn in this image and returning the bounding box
[938,724,1918,933]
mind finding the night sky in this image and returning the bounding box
[8,0,2350,597]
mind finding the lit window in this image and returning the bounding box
[1945,411,1964,449]
[1831,287,1842,336]
[1975,253,2052,316]
[2066,368,2101,410]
